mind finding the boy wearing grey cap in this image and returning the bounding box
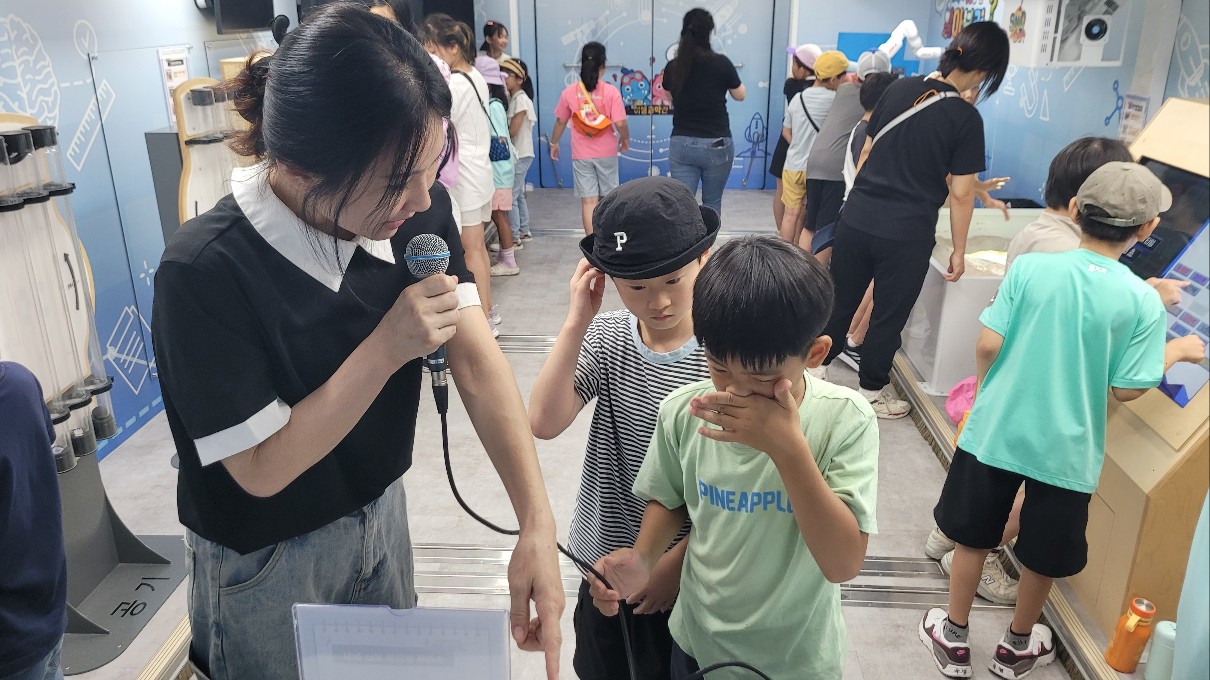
[529,177,717,680]
[920,162,1207,679]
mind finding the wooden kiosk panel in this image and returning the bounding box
[1069,98,1210,637]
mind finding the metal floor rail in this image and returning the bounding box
[410,543,1010,612]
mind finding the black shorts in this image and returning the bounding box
[804,179,845,233]
[573,580,675,680]
[934,448,1092,579]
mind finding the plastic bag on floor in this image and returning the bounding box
[946,376,977,426]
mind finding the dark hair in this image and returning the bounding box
[580,42,606,92]
[938,21,1010,101]
[1077,205,1143,243]
[1043,137,1133,210]
[359,0,416,33]
[693,236,835,370]
[791,56,814,77]
[859,72,897,112]
[663,8,715,95]
[479,20,507,54]
[224,4,451,229]
[422,13,474,65]
[487,82,508,105]
[506,58,535,100]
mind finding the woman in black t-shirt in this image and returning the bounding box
[769,44,818,230]
[151,7,563,679]
[663,8,745,217]
[816,22,1009,421]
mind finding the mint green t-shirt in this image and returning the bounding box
[488,98,515,189]
[633,374,879,680]
[957,249,1166,493]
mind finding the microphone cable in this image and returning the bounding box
[434,382,773,680]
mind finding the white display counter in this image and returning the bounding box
[901,207,1042,397]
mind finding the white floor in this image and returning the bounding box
[81,189,1069,680]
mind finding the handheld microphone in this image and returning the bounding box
[404,233,452,414]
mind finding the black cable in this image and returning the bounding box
[436,384,770,679]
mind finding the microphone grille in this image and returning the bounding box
[404,233,451,278]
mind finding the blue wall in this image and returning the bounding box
[0,0,294,459]
[921,0,1182,207]
[1166,0,1209,101]
[473,0,937,190]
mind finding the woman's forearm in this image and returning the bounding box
[449,311,556,533]
[221,330,395,497]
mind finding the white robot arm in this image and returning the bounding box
[878,20,945,61]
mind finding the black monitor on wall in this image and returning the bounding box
[215,0,275,34]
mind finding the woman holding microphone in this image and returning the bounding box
[151,6,563,679]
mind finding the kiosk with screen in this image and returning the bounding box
[1069,98,1210,639]
[1156,221,1210,407]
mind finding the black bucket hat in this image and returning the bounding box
[580,177,721,280]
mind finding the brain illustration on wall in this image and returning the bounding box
[0,15,60,127]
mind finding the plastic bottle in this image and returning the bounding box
[1106,597,1156,673]
[1144,620,1176,680]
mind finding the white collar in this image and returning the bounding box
[231,163,396,292]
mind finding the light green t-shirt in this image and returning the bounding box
[633,374,879,680]
[488,98,515,189]
[958,249,1166,493]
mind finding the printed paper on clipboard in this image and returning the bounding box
[1156,220,1210,407]
[293,603,510,680]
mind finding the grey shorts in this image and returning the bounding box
[572,156,620,198]
[186,478,415,680]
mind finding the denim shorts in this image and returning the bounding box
[2,640,62,680]
[572,156,620,198]
[186,478,415,680]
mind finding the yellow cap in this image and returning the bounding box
[813,51,850,80]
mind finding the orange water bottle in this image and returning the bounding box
[1105,597,1156,672]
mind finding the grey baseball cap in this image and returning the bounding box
[856,50,892,79]
[1076,161,1172,227]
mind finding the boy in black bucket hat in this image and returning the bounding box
[529,177,718,680]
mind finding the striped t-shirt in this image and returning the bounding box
[569,310,706,567]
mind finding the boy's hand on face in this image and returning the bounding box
[690,379,804,461]
[568,258,607,326]
[587,548,652,617]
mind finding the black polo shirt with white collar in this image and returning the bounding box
[152,163,477,554]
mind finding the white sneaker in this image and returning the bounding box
[925,526,957,560]
[488,305,502,328]
[490,262,520,276]
[990,624,1056,679]
[807,365,830,382]
[919,608,973,678]
[939,550,1020,605]
[859,386,911,419]
[488,242,523,253]
[519,233,533,243]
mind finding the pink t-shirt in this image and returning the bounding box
[554,81,627,160]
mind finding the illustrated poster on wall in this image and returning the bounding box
[1157,221,1210,408]
[941,0,1001,39]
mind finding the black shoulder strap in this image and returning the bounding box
[456,71,501,136]
[799,92,820,132]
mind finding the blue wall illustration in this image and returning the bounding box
[0,1,294,459]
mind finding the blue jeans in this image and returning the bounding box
[669,135,734,217]
[2,640,63,680]
[186,478,415,680]
[509,155,534,238]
